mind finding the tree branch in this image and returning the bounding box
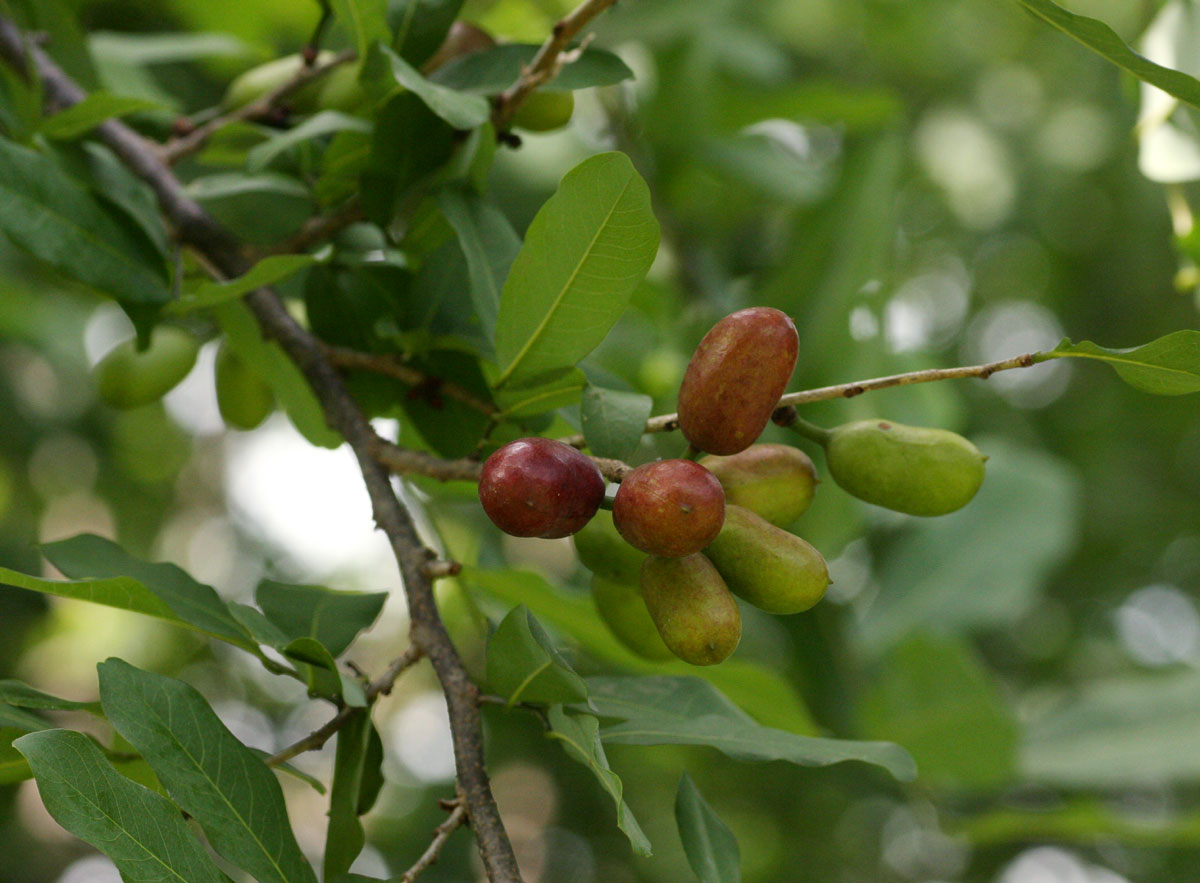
[401,798,470,882]
[323,345,501,418]
[0,19,523,882]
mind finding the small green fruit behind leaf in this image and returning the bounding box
[640,554,741,666]
[93,327,200,410]
[613,459,725,558]
[223,52,335,113]
[826,419,986,516]
[704,504,829,615]
[215,342,275,430]
[511,91,575,132]
[592,574,674,661]
[677,307,799,455]
[573,508,647,584]
[700,443,817,526]
[313,64,368,113]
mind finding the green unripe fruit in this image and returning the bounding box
[573,508,646,584]
[703,504,829,615]
[223,52,336,113]
[825,419,986,516]
[700,444,817,526]
[591,575,674,661]
[511,91,575,132]
[93,327,200,410]
[215,343,275,430]
[312,63,368,113]
[640,554,741,666]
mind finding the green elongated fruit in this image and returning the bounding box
[825,419,986,516]
[700,443,817,526]
[511,91,575,132]
[223,52,365,113]
[215,343,275,430]
[591,575,674,661]
[640,554,740,666]
[573,509,646,584]
[703,504,829,615]
[93,327,200,410]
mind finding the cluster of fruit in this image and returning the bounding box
[93,327,274,430]
[478,307,989,666]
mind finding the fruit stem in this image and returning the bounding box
[598,496,614,511]
[786,415,833,447]
[682,443,702,461]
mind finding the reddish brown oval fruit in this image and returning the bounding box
[612,459,725,558]
[479,438,605,538]
[677,307,799,455]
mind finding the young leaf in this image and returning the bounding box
[581,385,653,461]
[330,0,391,59]
[0,729,32,784]
[362,43,489,129]
[492,152,660,389]
[246,110,372,173]
[170,254,320,313]
[1016,0,1200,111]
[14,729,228,882]
[323,709,376,880]
[486,605,589,707]
[546,705,652,856]
[1037,331,1200,395]
[23,533,258,650]
[585,676,917,782]
[0,680,102,715]
[436,185,520,343]
[432,43,634,94]
[98,658,319,883]
[215,299,342,448]
[256,580,388,656]
[38,91,162,139]
[0,136,170,306]
[676,772,741,883]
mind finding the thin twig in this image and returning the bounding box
[368,643,425,699]
[491,0,620,131]
[160,48,357,165]
[401,798,469,883]
[324,345,501,417]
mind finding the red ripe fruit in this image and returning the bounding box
[612,459,725,558]
[677,307,799,455]
[479,438,606,538]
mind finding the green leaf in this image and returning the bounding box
[249,749,327,794]
[431,43,635,94]
[0,705,48,732]
[256,580,388,656]
[98,659,318,883]
[215,299,342,448]
[0,728,32,783]
[389,0,465,66]
[323,709,376,879]
[88,31,256,65]
[331,0,391,59]
[38,91,163,139]
[1021,669,1200,787]
[856,439,1080,653]
[1037,331,1200,395]
[246,110,373,173]
[675,772,741,883]
[581,385,653,460]
[1015,0,1200,111]
[0,680,102,715]
[585,676,916,781]
[361,90,455,223]
[546,705,652,856]
[14,729,228,882]
[859,635,1018,789]
[362,43,489,129]
[436,186,520,345]
[185,172,315,246]
[12,534,259,650]
[281,637,367,706]
[487,605,589,707]
[461,566,816,733]
[493,152,659,388]
[0,136,169,305]
[171,254,320,314]
[494,367,588,418]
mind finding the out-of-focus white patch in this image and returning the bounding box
[1115,584,1200,667]
[387,691,456,783]
[965,301,1071,408]
[56,855,122,883]
[997,846,1130,883]
[164,340,223,437]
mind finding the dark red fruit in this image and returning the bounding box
[612,459,725,558]
[479,438,606,538]
[677,307,799,455]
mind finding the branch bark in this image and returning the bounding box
[0,18,522,882]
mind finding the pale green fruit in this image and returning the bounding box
[640,554,740,666]
[826,419,986,516]
[592,575,674,661]
[573,508,646,584]
[703,504,829,615]
[223,52,334,112]
[215,343,274,430]
[700,444,817,527]
[93,327,200,410]
[511,91,574,132]
[313,64,368,113]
